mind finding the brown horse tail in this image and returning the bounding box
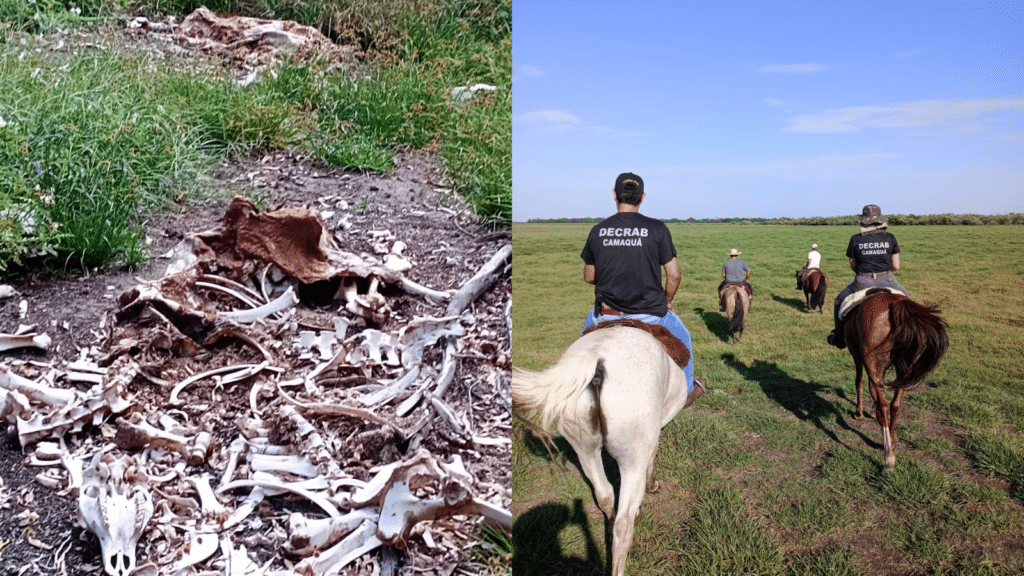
[729,291,745,333]
[887,299,950,390]
[810,274,828,310]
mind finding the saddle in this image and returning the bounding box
[582,319,690,370]
[837,287,904,321]
[718,282,751,309]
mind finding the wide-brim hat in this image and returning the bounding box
[859,204,887,226]
[728,248,742,256]
[615,172,644,193]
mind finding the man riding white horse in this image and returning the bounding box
[828,204,909,349]
[580,172,706,406]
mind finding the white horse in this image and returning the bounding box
[513,323,690,576]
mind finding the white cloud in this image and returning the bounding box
[783,98,1024,133]
[515,110,650,138]
[518,64,545,77]
[516,110,582,125]
[757,63,831,74]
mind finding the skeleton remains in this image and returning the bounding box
[0,196,511,575]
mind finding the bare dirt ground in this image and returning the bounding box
[0,18,509,575]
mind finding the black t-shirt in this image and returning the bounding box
[846,230,900,274]
[581,212,676,315]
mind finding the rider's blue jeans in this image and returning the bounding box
[581,309,696,395]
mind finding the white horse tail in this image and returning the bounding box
[512,351,607,441]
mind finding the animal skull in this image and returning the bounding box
[78,452,154,576]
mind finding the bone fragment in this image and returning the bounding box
[169,531,219,574]
[399,278,451,305]
[169,362,269,405]
[294,520,382,576]
[0,364,76,406]
[218,477,340,518]
[219,286,298,324]
[286,509,378,555]
[191,474,228,524]
[444,244,510,317]
[114,413,211,466]
[248,453,318,478]
[0,333,51,353]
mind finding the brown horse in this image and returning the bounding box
[844,289,949,471]
[802,269,829,314]
[720,284,750,343]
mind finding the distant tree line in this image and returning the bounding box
[526,213,1024,225]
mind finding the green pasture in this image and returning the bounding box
[512,223,1024,576]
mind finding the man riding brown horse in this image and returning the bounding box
[828,205,909,349]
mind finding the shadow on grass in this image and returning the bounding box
[694,307,731,343]
[722,353,878,450]
[516,429,617,576]
[513,499,605,576]
[772,292,810,312]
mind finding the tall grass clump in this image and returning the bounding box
[0,51,209,268]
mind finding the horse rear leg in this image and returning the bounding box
[853,360,866,420]
[867,375,896,471]
[889,388,906,446]
[565,429,616,519]
[609,446,658,576]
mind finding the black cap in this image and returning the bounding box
[614,172,644,194]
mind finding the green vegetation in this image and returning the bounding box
[0,0,509,270]
[513,223,1024,575]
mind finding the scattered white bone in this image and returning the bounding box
[219,286,298,324]
[294,519,382,576]
[286,508,378,555]
[115,413,210,466]
[400,278,451,305]
[0,333,51,353]
[169,531,219,574]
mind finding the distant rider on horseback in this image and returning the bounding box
[718,248,753,307]
[827,204,909,349]
[796,243,821,289]
[580,172,706,406]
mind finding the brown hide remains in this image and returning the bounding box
[582,319,690,370]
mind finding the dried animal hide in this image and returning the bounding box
[173,6,349,66]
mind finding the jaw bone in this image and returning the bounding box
[78,451,154,576]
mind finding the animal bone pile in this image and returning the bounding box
[0,197,512,576]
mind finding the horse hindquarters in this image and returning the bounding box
[599,354,674,576]
[886,298,949,390]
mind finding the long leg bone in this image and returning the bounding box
[285,509,378,555]
[0,333,51,353]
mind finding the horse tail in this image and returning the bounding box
[728,290,745,333]
[512,351,607,440]
[886,298,949,390]
[810,273,828,310]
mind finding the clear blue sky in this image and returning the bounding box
[512,1,1024,221]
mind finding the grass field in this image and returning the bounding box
[512,223,1024,576]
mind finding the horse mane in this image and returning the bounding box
[582,319,691,370]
